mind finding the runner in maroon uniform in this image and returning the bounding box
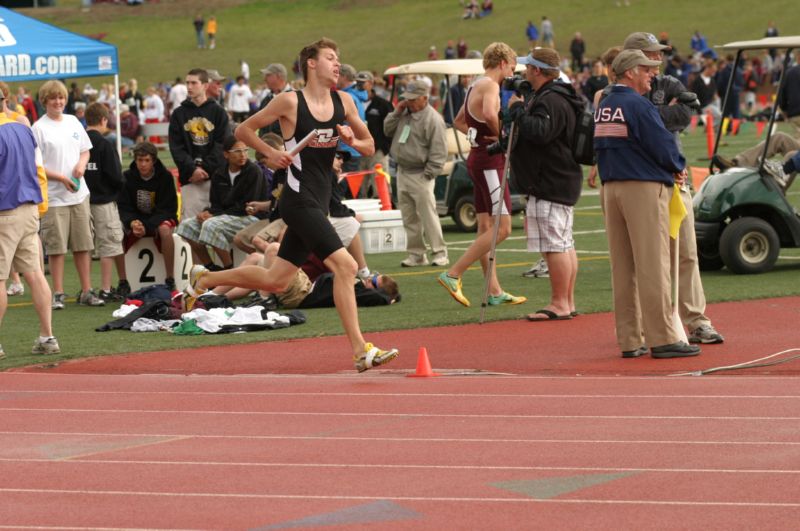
[186,38,398,372]
[438,42,527,308]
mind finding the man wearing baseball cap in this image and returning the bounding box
[384,81,449,267]
[594,49,700,360]
[257,63,291,136]
[624,31,724,346]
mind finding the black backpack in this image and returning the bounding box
[538,84,596,166]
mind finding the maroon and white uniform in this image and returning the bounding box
[464,86,511,215]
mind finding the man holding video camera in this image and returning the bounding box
[507,48,584,321]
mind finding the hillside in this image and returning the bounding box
[17,0,800,89]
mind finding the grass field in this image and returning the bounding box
[2,121,799,370]
[18,0,800,90]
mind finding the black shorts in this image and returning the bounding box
[278,206,343,267]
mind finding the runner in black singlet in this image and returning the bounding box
[186,38,399,372]
[278,90,346,267]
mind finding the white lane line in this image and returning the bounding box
[3,408,800,421]
[1,457,799,474]
[2,432,799,446]
[1,488,798,508]
[4,390,800,399]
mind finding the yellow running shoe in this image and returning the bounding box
[354,342,399,372]
[438,272,470,307]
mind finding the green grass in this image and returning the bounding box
[2,123,800,369]
[18,0,800,90]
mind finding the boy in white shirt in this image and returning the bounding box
[32,80,104,309]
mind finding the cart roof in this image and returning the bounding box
[718,36,800,51]
[384,58,525,76]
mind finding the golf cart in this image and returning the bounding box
[695,36,800,274]
[383,59,526,231]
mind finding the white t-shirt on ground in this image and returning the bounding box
[32,114,92,207]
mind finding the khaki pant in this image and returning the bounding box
[672,188,710,331]
[603,181,680,351]
[397,166,446,260]
[735,132,800,167]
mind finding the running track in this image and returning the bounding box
[2,297,800,529]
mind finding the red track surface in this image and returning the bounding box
[17,296,800,377]
[3,297,800,528]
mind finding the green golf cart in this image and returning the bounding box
[695,36,800,274]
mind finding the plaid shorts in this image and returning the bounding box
[177,214,258,250]
[525,196,574,253]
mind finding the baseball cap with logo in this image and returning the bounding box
[623,32,671,52]
[400,81,429,100]
[611,49,663,76]
[206,69,226,82]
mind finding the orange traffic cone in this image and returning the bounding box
[407,347,440,378]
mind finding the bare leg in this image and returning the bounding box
[73,251,93,292]
[187,239,212,265]
[213,247,233,268]
[100,256,116,291]
[322,248,365,355]
[114,254,127,282]
[49,253,66,293]
[346,232,368,271]
[159,225,175,275]
[447,212,510,296]
[196,255,297,294]
[528,251,572,319]
[22,270,53,337]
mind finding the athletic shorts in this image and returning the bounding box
[278,206,343,267]
[123,219,177,253]
[90,202,124,258]
[329,216,360,248]
[40,196,94,255]
[0,203,40,279]
[467,148,511,215]
[525,196,575,253]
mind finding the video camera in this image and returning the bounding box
[677,91,701,111]
[502,74,532,97]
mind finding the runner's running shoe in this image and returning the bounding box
[522,258,549,278]
[354,342,399,372]
[438,272,470,307]
[487,291,527,305]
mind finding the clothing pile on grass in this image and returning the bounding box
[95,284,305,334]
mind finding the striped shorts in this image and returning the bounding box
[177,214,259,250]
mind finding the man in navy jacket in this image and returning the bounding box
[594,49,701,360]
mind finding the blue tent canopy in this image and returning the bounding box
[0,6,118,82]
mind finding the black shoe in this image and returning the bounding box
[99,289,123,302]
[116,279,131,298]
[621,346,648,358]
[651,342,701,359]
[711,154,735,172]
[165,277,176,291]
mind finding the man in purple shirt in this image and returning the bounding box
[0,96,60,358]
